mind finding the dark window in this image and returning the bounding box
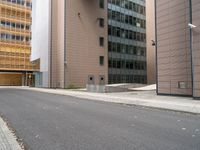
[99,56,104,66]
[99,37,104,47]
[26,25,30,30]
[99,18,104,27]
[99,0,104,9]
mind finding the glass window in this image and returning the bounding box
[99,56,104,66]
[99,37,104,47]
[99,0,104,9]
[99,18,104,27]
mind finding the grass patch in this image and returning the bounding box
[65,84,81,90]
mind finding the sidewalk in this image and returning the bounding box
[2,86,200,115]
[0,116,22,150]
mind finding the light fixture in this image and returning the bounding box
[151,40,156,46]
[188,23,197,28]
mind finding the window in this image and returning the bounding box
[99,56,104,66]
[99,18,104,27]
[99,0,104,9]
[26,25,30,30]
[99,37,104,47]
[178,82,190,89]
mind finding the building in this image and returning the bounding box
[108,0,147,84]
[146,0,156,84]
[32,0,147,89]
[155,0,200,98]
[0,0,39,86]
[32,0,108,88]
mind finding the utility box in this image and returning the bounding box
[86,75,106,93]
[99,75,105,85]
[86,75,96,92]
[88,75,95,85]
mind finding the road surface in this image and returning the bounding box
[0,88,199,150]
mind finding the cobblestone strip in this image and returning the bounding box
[0,117,22,150]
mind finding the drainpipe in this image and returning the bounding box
[189,0,194,98]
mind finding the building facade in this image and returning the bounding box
[32,0,108,88]
[0,0,38,86]
[32,0,148,89]
[156,0,200,98]
[108,0,147,84]
[146,0,156,84]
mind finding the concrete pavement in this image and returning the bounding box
[0,88,199,150]
[5,86,200,114]
[0,116,22,150]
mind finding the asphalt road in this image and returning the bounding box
[0,88,200,150]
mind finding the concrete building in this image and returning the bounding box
[108,0,147,84]
[146,0,156,84]
[32,0,108,89]
[0,0,39,86]
[32,0,148,89]
[155,0,200,98]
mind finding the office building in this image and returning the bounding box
[108,0,147,84]
[0,0,39,86]
[32,0,147,89]
[155,0,200,98]
[32,0,108,88]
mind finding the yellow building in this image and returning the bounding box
[0,0,38,86]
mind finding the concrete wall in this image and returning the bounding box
[146,0,156,84]
[65,0,108,88]
[50,0,108,88]
[50,0,65,88]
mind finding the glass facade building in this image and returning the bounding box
[108,0,147,84]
